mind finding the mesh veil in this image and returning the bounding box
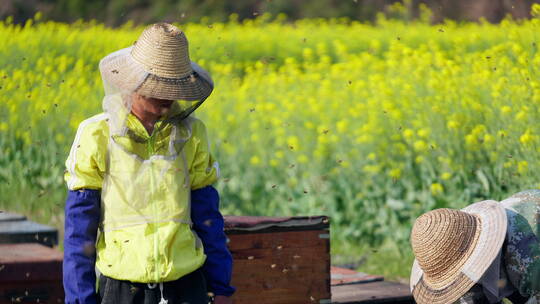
[99,46,149,136]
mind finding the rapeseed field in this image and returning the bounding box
[1,9,540,277]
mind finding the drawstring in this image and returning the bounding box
[147,283,168,304]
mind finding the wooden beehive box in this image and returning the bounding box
[224,215,331,304]
[0,243,64,304]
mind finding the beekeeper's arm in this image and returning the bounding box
[63,117,107,304]
[190,119,236,298]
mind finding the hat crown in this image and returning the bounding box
[131,23,192,78]
[411,208,481,288]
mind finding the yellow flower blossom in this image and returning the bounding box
[430,183,444,195]
[388,168,402,179]
[515,111,527,121]
[250,156,261,165]
[483,134,494,146]
[520,131,534,145]
[518,161,528,174]
[417,128,430,138]
[447,120,458,129]
[413,140,428,152]
[363,164,380,174]
[500,106,512,114]
[465,134,477,146]
[403,129,414,140]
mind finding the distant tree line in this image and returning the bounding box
[1,0,539,26]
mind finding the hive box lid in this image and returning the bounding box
[0,220,58,247]
[224,215,329,234]
[0,212,27,222]
[0,211,58,247]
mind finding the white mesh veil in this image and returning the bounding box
[99,46,149,136]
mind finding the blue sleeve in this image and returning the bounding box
[63,189,100,304]
[191,186,236,297]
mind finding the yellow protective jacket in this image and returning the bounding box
[65,103,219,283]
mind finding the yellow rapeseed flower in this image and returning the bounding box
[518,161,529,174]
[430,183,444,195]
[483,134,494,146]
[413,140,428,152]
[515,111,527,121]
[447,120,458,130]
[465,134,477,146]
[388,168,401,179]
[403,129,414,140]
[417,128,430,138]
[500,106,512,114]
[363,164,380,174]
[250,156,261,166]
[520,131,534,145]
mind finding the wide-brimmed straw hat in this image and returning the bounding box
[99,23,213,101]
[409,200,507,304]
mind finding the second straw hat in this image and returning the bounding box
[100,23,213,101]
[409,200,507,304]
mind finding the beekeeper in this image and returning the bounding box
[63,23,235,304]
[410,190,540,304]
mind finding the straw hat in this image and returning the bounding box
[99,23,213,101]
[409,200,507,304]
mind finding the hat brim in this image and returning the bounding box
[135,70,213,101]
[410,200,508,304]
[100,46,213,101]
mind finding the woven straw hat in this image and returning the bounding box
[409,200,507,304]
[99,23,213,101]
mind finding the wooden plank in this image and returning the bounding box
[0,220,58,247]
[331,267,384,286]
[233,292,330,304]
[232,269,330,287]
[233,259,329,274]
[230,246,329,262]
[331,281,414,304]
[231,284,330,304]
[227,230,329,250]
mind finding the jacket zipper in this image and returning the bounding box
[148,132,160,283]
